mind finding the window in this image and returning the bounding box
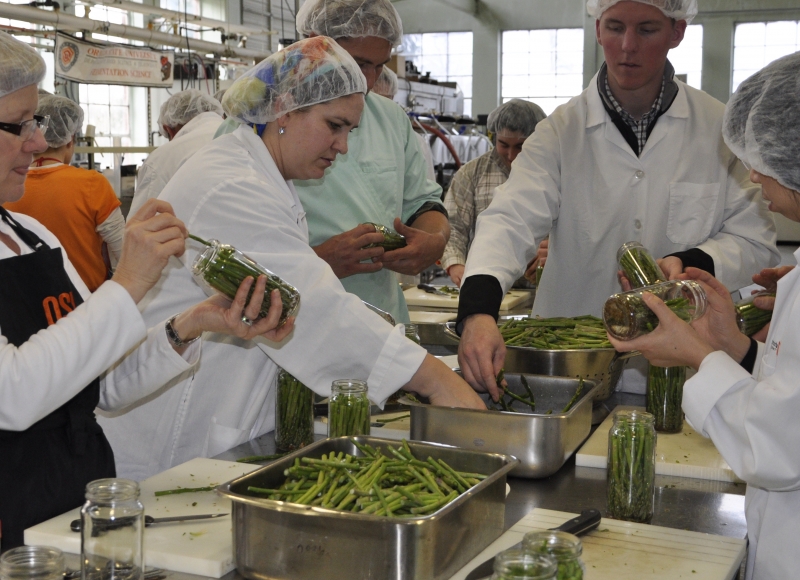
[732,21,800,92]
[669,24,703,89]
[501,28,584,116]
[401,32,474,117]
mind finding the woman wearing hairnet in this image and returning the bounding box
[610,52,800,580]
[0,32,292,547]
[4,95,124,291]
[441,99,546,287]
[99,36,485,482]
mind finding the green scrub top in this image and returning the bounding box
[294,93,444,323]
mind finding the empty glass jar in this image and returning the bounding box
[328,380,370,437]
[603,280,707,341]
[607,410,657,523]
[81,478,144,580]
[491,549,557,580]
[0,546,64,580]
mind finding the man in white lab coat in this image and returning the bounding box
[128,89,223,215]
[457,0,780,397]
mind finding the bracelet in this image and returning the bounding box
[165,314,201,348]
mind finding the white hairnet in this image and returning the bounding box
[587,0,697,23]
[37,95,85,149]
[0,32,46,99]
[487,99,547,138]
[222,36,367,126]
[213,88,227,103]
[374,66,398,98]
[157,89,223,135]
[296,0,403,48]
[723,52,800,193]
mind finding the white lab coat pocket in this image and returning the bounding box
[207,417,248,456]
[666,182,720,246]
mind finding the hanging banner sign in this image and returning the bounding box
[55,33,174,87]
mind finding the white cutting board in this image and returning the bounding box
[576,406,744,483]
[24,458,259,577]
[450,508,746,580]
[409,310,457,323]
[314,411,411,441]
[404,288,530,311]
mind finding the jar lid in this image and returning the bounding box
[522,530,583,560]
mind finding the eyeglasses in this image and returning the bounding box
[0,114,50,141]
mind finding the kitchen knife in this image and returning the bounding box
[463,509,601,580]
[70,513,228,532]
[417,283,449,296]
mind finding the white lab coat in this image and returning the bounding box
[0,213,199,431]
[684,246,800,579]
[99,125,427,481]
[463,75,778,390]
[129,112,223,215]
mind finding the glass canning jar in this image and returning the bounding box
[0,546,64,580]
[522,531,585,580]
[646,364,686,433]
[606,410,657,523]
[616,241,666,289]
[81,478,144,580]
[328,380,370,438]
[404,323,421,344]
[734,291,775,336]
[275,369,315,452]
[603,280,707,341]
[491,549,557,580]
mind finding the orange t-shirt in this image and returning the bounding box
[5,164,121,292]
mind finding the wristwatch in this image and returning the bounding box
[165,314,201,348]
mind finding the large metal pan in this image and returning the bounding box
[443,322,639,401]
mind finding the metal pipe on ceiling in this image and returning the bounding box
[0,3,269,59]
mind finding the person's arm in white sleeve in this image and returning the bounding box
[129,161,167,216]
[694,157,780,289]
[96,207,125,266]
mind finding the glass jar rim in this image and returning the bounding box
[331,379,368,394]
[493,549,557,579]
[616,240,647,262]
[522,530,583,559]
[613,409,655,424]
[0,545,64,572]
[85,478,141,502]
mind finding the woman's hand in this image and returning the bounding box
[404,354,486,410]
[170,276,295,352]
[112,199,188,303]
[752,265,794,293]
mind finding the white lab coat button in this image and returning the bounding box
[634,219,642,229]
[635,170,645,179]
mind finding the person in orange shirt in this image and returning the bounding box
[4,94,124,291]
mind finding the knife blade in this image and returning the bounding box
[464,509,601,580]
[417,283,448,296]
[70,513,228,532]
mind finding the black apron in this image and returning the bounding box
[0,208,115,550]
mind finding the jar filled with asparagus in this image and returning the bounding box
[522,531,584,580]
[646,364,685,433]
[362,222,407,251]
[328,380,371,437]
[275,369,315,452]
[191,237,300,325]
[616,241,666,289]
[603,280,707,341]
[735,291,775,336]
[607,410,656,523]
[491,549,557,580]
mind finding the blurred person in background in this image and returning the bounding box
[4,95,124,291]
[129,89,224,214]
[441,99,547,287]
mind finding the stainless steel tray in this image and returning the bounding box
[217,436,518,580]
[406,374,601,478]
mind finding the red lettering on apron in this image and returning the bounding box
[42,296,61,325]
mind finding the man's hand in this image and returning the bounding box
[524,239,549,283]
[312,224,385,278]
[657,256,684,280]
[457,314,506,401]
[381,216,448,275]
[447,264,465,287]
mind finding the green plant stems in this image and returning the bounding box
[236,453,288,464]
[646,365,685,433]
[735,292,775,336]
[498,316,612,349]
[329,393,371,437]
[154,486,215,497]
[245,439,485,518]
[561,378,584,413]
[607,414,656,523]
[275,370,315,452]
[618,246,665,289]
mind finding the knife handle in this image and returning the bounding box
[549,508,601,536]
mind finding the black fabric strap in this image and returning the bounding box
[665,248,715,276]
[739,337,759,374]
[455,274,504,334]
[405,201,448,227]
[0,207,50,252]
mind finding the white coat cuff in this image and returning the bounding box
[683,350,753,436]
[153,317,202,366]
[366,325,427,408]
[98,281,148,340]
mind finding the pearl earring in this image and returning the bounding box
[279,126,285,135]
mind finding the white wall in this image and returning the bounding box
[393,0,800,117]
